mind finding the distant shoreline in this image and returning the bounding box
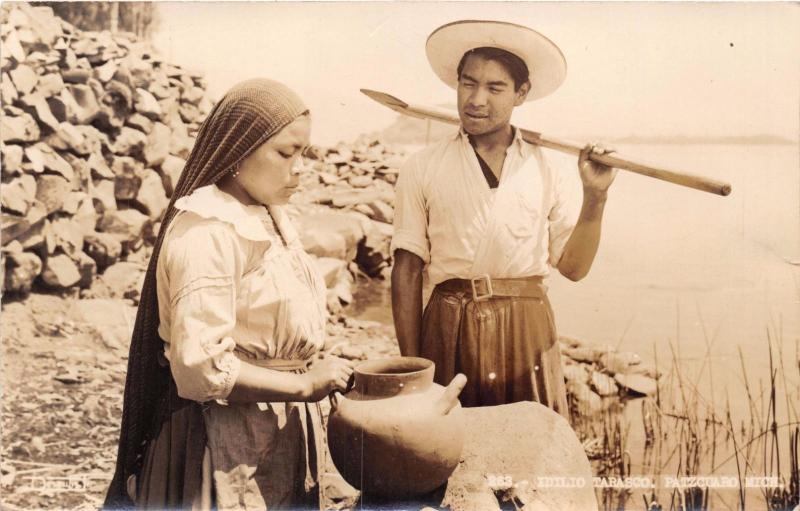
[600,135,798,145]
[379,116,798,147]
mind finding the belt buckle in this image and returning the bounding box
[470,274,493,302]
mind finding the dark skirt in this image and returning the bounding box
[134,380,323,510]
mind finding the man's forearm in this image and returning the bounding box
[391,250,424,357]
[557,189,608,281]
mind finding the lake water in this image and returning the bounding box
[351,143,800,506]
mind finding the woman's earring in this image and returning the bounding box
[230,163,240,179]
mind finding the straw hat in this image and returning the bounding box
[426,20,567,101]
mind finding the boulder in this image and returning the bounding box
[83,231,122,270]
[328,189,388,209]
[561,345,607,364]
[40,253,81,289]
[97,208,149,242]
[301,229,348,261]
[74,250,96,289]
[356,220,392,277]
[111,126,147,156]
[361,200,394,224]
[112,156,143,200]
[3,250,42,294]
[90,179,117,212]
[126,113,153,134]
[2,29,27,63]
[29,142,74,180]
[9,63,37,95]
[318,171,339,185]
[1,175,36,215]
[295,211,364,261]
[598,351,642,375]
[314,257,348,289]
[135,168,168,220]
[45,122,83,152]
[1,112,40,143]
[20,92,60,132]
[590,371,619,397]
[178,102,200,123]
[41,219,57,255]
[87,152,114,179]
[440,403,597,511]
[331,269,354,305]
[143,122,170,166]
[1,144,24,174]
[61,68,91,84]
[96,80,133,129]
[148,81,173,100]
[50,217,85,257]
[34,174,70,213]
[65,84,101,123]
[134,87,162,119]
[36,72,64,97]
[168,120,193,158]
[93,261,145,303]
[159,154,185,196]
[348,175,374,188]
[565,380,605,416]
[1,72,19,105]
[69,298,137,350]
[562,363,590,385]
[1,200,47,246]
[93,60,117,83]
[614,373,657,396]
[23,5,63,45]
[181,85,204,105]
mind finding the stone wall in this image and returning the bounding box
[1,3,206,295]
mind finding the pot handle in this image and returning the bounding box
[435,373,467,415]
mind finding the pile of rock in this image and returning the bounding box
[559,336,661,415]
[288,135,405,310]
[1,3,210,295]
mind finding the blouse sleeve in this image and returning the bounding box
[161,218,244,402]
[390,154,431,263]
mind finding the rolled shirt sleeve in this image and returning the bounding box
[161,219,243,402]
[390,155,431,263]
[547,153,583,267]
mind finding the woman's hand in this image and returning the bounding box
[301,356,355,402]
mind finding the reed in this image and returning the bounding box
[576,319,800,511]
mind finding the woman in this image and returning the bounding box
[105,79,353,509]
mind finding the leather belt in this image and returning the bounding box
[435,275,546,302]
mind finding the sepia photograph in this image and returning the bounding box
[1,2,798,510]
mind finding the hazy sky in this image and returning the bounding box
[152,2,799,145]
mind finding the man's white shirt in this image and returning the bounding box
[391,127,582,285]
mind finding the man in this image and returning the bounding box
[390,20,617,417]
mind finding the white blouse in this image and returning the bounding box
[391,128,582,285]
[156,184,328,402]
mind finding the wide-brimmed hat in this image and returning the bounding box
[426,20,567,102]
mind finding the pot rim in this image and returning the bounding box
[355,356,433,377]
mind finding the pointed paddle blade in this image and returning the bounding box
[360,88,460,125]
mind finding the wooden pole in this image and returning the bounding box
[361,89,732,197]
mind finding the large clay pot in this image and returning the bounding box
[327,357,466,499]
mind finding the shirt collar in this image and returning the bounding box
[174,184,300,246]
[455,125,527,158]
